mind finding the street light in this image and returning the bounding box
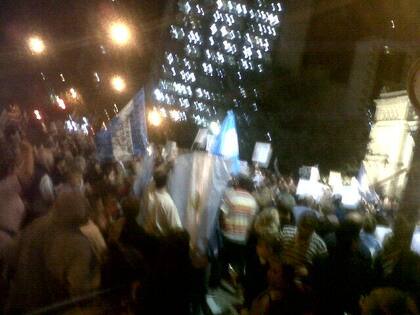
[28,36,46,55]
[108,21,131,46]
[148,110,162,127]
[111,75,126,92]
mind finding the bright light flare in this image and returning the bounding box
[69,88,78,99]
[34,110,42,120]
[109,22,131,46]
[148,110,163,127]
[111,75,126,92]
[56,96,66,110]
[28,36,46,54]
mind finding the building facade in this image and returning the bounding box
[364,90,418,197]
[151,0,283,127]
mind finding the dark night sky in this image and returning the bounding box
[0,0,170,116]
[1,0,420,117]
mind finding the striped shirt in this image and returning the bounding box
[221,188,258,244]
[281,226,327,268]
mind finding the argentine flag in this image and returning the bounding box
[211,110,240,174]
[96,88,148,161]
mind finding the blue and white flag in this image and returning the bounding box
[96,89,148,161]
[357,163,379,202]
[211,110,240,174]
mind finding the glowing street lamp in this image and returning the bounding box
[108,21,131,46]
[28,36,46,55]
[148,110,162,127]
[111,75,126,92]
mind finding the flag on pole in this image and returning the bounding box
[211,110,240,174]
[357,163,379,202]
[96,88,148,161]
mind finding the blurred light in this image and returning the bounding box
[391,19,395,29]
[148,110,163,127]
[111,75,126,92]
[109,21,131,46]
[56,96,66,109]
[113,103,119,113]
[34,110,42,120]
[28,36,45,54]
[104,109,111,121]
[94,72,101,82]
[40,72,46,80]
[209,121,221,135]
[69,88,78,99]
[60,73,66,82]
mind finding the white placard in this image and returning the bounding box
[328,171,343,188]
[194,128,208,147]
[296,179,327,202]
[252,142,272,168]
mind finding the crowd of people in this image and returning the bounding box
[0,110,418,315]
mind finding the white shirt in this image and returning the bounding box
[144,188,182,235]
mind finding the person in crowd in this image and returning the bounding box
[275,177,296,211]
[249,259,312,315]
[360,214,382,258]
[142,167,182,235]
[23,139,55,225]
[316,197,339,238]
[50,155,68,186]
[360,287,419,315]
[281,210,327,278]
[374,215,420,307]
[6,191,101,314]
[293,196,318,224]
[55,162,85,195]
[0,139,26,254]
[108,196,157,257]
[314,215,373,315]
[243,208,282,310]
[219,174,258,281]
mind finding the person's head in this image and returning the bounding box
[154,169,168,189]
[121,196,140,220]
[102,162,117,185]
[277,202,293,227]
[254,208,280,236]
[65,168,84,189]
[55,156,67,174]
[361,287,418,315]
[333,194,342,207]
[4,124,22,146]
[337,214,363,250]
[234,174,254,192]
[297,211,318,241]
[53,191,90,227]
[34,141,55,171]
[256,232,282,263]
[267,260,295,290]
[74,156,87,175]
[363,214,377,234]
